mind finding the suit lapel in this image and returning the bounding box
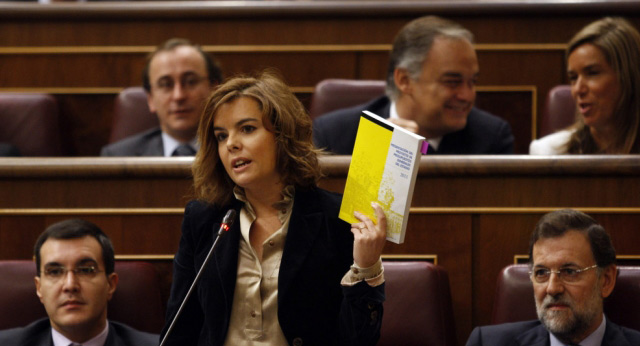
[278,189,323,302]
[515,323,550,346]
[141,131,164,156]
[602,319,633,346]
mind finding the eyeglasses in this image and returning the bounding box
[529,264,598,283]
[43,265,102,281]
[154,75,207,94]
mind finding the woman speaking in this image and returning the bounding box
[161,72,387,346]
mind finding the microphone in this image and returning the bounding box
[160,209,237,346]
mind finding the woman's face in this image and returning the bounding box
[213,97,281,192]
[567,43,621,131]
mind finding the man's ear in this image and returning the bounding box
[147,93,157,114]
[600,264,617,298]
[34,276,44,303]
[394,68,413,95]
[106,272,119,301]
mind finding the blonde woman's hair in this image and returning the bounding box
[565,17,640,153]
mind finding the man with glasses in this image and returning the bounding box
[0,219,158,346]
[313,16,513,155]
[466,209,640,346]
[101,38,222,157]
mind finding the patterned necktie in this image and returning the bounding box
[172,144,196,156]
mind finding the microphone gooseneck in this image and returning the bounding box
[159,208,237,346]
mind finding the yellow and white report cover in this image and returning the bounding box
[339,110,427,244]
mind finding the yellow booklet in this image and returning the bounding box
[339,111,426,244]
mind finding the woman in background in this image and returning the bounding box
[161,72,386,346]
[530,17,640,154]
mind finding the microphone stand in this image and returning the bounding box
[159,209,236,346]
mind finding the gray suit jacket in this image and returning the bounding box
[100,128,164,156]
[0,318,159,346]
[466,319,640,346]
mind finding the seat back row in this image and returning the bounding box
[0,82,575,156]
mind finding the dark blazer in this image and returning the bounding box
[313,96,514,155]
[161,187,385,346]
[100,127,164,156]
[465,319,640,346]
[0,318,158,346]
[0,143,20,157]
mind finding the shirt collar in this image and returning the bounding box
[51,321,109,346]
[389,101,442,151]
[161,132,199,157]
[233,185,295,224]
[549,314,606,346]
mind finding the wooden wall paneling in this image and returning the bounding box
[471,213,541,329]
[475,48,566,138]
[355,51,389,80]
[0,53,146,88]
[118,214,183,254]
[215,51,359,86]
[0,178,193,208]
[56,94,116,156]
[0,17,410,47]
[474,88,534,154]
[0,216,45,259]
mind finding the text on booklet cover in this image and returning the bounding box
[339,110,426,244]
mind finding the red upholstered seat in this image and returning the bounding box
[491,264,640,332]
[539,85,576,137]
[0,260,165,334]
[309,79,386,119]
[380,261,457,346]
[109,87,158,143]
[0,93,62,156]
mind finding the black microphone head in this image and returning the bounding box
[222,209,236,226]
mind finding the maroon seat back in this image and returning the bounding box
[309,79,386,119]
[491,264,640,332]
[0,93,62,156]
[491,264,537,324]
[380,261,457,346]
[109,87,158,143]
[0,260,165,334]
[539,85,576,137]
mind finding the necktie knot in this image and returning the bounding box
[172,144,196,156]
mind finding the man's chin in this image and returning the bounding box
[541,310,576,334]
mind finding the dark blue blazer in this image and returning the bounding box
[0,318,158,346]
[100,127,164,157]
[0,143,20,157]
[161,187,385,346]
[466,319,640,346]
[313,96,514,155]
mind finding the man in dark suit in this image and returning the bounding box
[101,38,222,157]
[313,16,513,155]
[466,209,640,346]
[0,219,158,346]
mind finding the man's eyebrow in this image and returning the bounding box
[533,262,579,268]
[43,262,62,268]
[441,72,464,79]
[77,258,99,266]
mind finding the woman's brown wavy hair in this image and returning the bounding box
[192,71,322,207]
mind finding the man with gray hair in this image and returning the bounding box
[313,16,513,155]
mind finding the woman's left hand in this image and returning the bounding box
[350,202,387,268]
